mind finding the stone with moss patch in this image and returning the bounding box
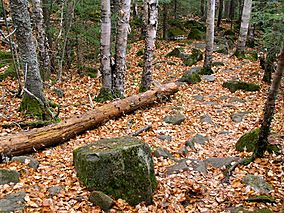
[73,136,157,206]
[168,28,187,40]
[187,27,205,40]
[178,71,201,84]
[247,195,275,203]
[166,47,185,58]
[94,88,114,102]
[0,169,20,185]
[222,80,260,93]
[89,191,114,211]
[236,128,259,152]
[242,175,273,194]
[183,48,203,66]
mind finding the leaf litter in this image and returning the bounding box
[0,40,283,212]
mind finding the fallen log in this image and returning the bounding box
[0,83,179,157]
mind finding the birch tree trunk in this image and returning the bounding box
[10,0,49,119]
[113,0,131,97]
[99,0,113,97]
[31,0,51,82]
[236,0,252,56]
[204,0,215,72]
[140,0,158,92]
[253,41,284,158]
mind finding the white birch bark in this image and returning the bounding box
[113,0,131,97]
[236,0,252,54]
[31,0,50,81]
[100,0,112,93]
[141,0,158,91]
[204,0,215,69]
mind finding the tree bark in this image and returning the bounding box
[236,0,252,55]
[10,0,48,118]
[204,0,215,70]
[31,0,51,81]
[162,3,168,40]
[217,0,223,28]
[0,83,179,157]
[113,0,131,97]
[200,0,205,17]
[140,0,158,92]
[254,41,284,158]
[100,0,112,94]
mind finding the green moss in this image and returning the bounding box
[138,60,144,67]
[179,72,201,84]
[139,85,148,93]
[0,65,16,81]
[222,80,260,92]
[168,27,186,39]
[78,66,98,78]
[136,48,144,56]
[236,128,260,152]
[187,27,205,40]
[184,20,206,32]
[212,61,225,67]
[166,47,184,58]
[200,67,213,75]
[183,48,203,66]
[94,87,114,102]
[247,195,275,203]
[73,137,157,206]
[19,94,49,120]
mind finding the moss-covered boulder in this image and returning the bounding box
[168,28,187,40]
[187,27,205,40]
[178,68,202,84]
[184,20,206,32]
[236,128,260,152]
[222,80,260,93]
[183,48,203,66]
[166,47,186,59]
[0,169,20,185]
[73,136,157,206]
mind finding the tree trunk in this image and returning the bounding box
[162,3,168,40]
[31,0,51,82]
[140,0,158,92]
[0,83,179,157]
[10,0,48,119]
[113,0,131,97]
[236,0,252,55]
[200,0,205,17]
[229,0,235,29]
[204,0,215,70]
[217,0,223,28]
[99,0,113,96]
[254,41,284,158]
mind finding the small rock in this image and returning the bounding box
[48,186,63,197]
[242,175,273,194]
[167,158,207,175]
[201,75,215,82]
[203,101,217,105]
[200,114,213,124]
[231,111,250,123]
[192,95,204,101]
[89,191,114,211]
[164,113,186,125]
[11,156,39,169]
[0,169,20,185]
[153,147,174,159]
[185,134,208,147]
[205,157,240,168]
[53,87,64,98]
[157,135,172,142]
[0,191,26,212]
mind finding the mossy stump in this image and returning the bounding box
[73,136,157,206]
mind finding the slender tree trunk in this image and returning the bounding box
[173,0,177,19]
[200,0,205,17]
[236,0,252,55]
[217,0,223,28]
[99,0,112,95]
[31,0,51,82]
[132,0,138,18]
[162,3,168,40]
[204,0,215,71]
[140,0,158,92]
[113,0,131,97]
[254,41,284,158]
[10,0,48,119]
[229,0,234,29]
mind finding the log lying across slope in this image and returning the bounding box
[0,83,179,156]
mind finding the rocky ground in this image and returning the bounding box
[0,40,283,212]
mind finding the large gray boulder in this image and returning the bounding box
[0,192,26,212]
[73,136,157,206]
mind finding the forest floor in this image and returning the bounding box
[0,39,283,212]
